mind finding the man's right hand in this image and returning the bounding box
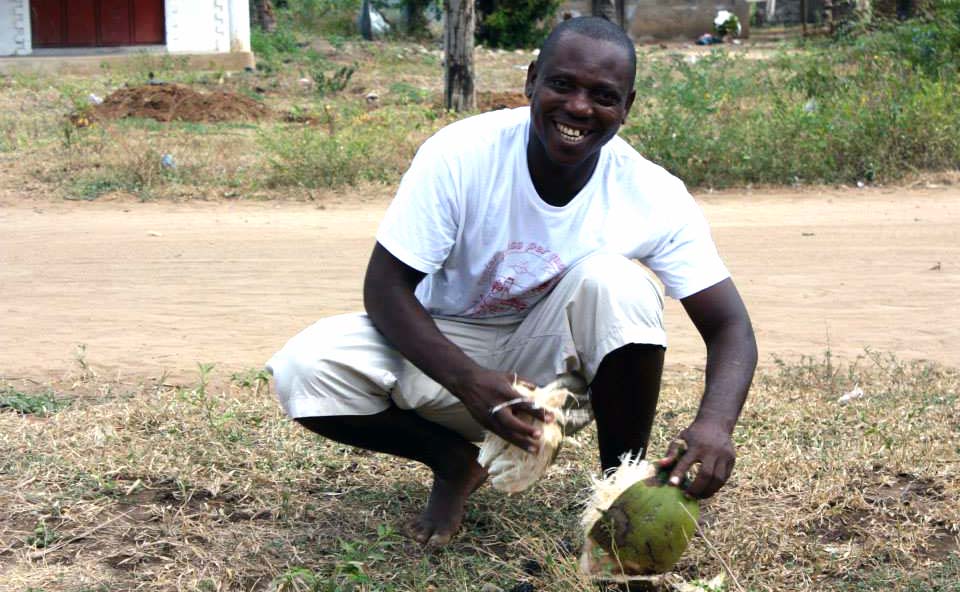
[451,367,555,454]
[364,243,554,453]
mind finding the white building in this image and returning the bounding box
[1,0,251,65]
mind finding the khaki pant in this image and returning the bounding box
[267,252,665,442]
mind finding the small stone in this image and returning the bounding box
[480,584,503,592]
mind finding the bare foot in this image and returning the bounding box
[408,460,487,547]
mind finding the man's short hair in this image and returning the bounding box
[537,17,637,89]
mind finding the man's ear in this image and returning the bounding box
[524,61,537,99]
[622,89,637,124]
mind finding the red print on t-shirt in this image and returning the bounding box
[464,242,566,316]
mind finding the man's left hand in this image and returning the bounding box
[658,419,736,499]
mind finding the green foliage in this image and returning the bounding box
[623,37,960,187]
[402,0,435,37]
[0,387,68,416]
[230,368,272,390]
[311,64,357,96]
[388,81,431,105]
[281,0,361,37]
[251,27,303,73]
[65,145,184,201]
[259,103,443,189]
[835,0,960,79]
[260,124,374,188]
[477,0,560,49]
[26,521,59,549]
[272,525,398,592]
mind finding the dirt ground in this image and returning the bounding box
[91,84,270,123]
[1,183,958,383]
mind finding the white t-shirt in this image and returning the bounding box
[376,107,729,319]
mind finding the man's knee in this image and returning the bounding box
[268,349,329,399]
[565,252,664,315]
[267,313,400,407]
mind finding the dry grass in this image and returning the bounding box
[0,42,534,204]
[1,351,957,592]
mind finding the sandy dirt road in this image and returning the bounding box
[1,185,958,383]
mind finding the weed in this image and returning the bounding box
[311,64,357,96]
[387,81,431,105]
[26,521,59,549]
[273,525,399,592]
[260,102,446,189]
[1,356,957,590]
[0,386,68,416]
[251,28,303,73]
[231,368,272,390]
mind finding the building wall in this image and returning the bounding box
[558,0,751,41]
[0,0,30,56]
[630,0,749,41]
[0,0,249,57]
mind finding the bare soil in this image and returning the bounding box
[91,83,270,123]
[1,184,958,383]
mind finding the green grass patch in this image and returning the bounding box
[0,386,68,416]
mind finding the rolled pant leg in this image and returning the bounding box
[267,312,502,442]
[266,313,404,419]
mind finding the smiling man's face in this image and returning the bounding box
[525,32,636,171]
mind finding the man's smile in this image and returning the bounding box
[554,121,589,144]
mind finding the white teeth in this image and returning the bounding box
[555,122,584,141]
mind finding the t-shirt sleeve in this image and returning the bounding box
[375,138,460,274]
[641,181,730,300]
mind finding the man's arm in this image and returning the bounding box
[363,243,552,453]
[661,277,757,498]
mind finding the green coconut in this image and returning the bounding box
[580,454,700,578]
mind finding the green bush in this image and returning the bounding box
[476,0,560,49]
[622,45,960,187]
[251,27,302,72]
[836,0,960,80]
[282,0,360,36]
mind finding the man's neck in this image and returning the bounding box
[526,136,600,208]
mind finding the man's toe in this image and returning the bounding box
[406,519,432,544]
[426,530,454,547]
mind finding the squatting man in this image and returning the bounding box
[268,17,758,546]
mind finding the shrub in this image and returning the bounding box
[476,0,560,49]
[282,0,361,37]
[251,27,302,72]
[622,45,960,187]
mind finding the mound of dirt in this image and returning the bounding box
[477,91,528,112]
[93,83,269,123]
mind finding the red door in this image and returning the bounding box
[29,0,66,47]
[67,0,97,46]
[31,0,165,47]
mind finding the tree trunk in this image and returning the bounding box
[251,0,277,33]
[444,0,476,112]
